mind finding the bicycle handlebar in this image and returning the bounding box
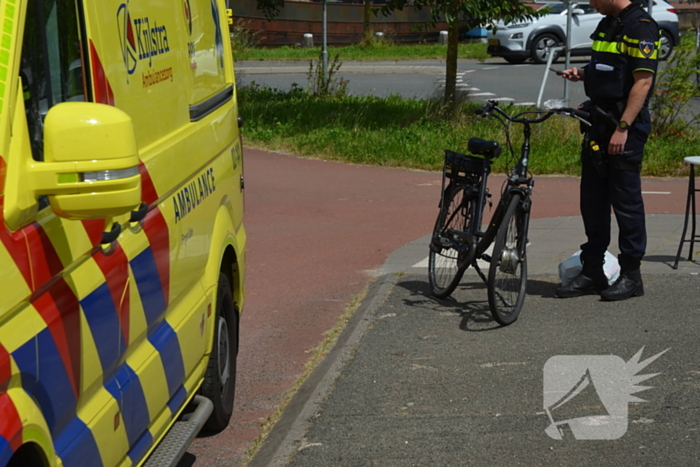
[475,100,618,128]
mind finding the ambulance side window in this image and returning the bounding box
[20,0,86,162]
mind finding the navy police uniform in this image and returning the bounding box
[579,2,659,274]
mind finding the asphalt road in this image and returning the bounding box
[236,57,700,117]
[237,58,595,106]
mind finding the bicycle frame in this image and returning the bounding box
[429,100,593,321]
[437,101,591,270]
[472,126,535,264]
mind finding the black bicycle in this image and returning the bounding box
[428,100,593,325]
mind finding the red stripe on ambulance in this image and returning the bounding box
[0,344,10,393]
[0,393,23,452]
[138,163,171,304]
[93,244,131,345]
[89,40,115,106]
[0,197,33,287]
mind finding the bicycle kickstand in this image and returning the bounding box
[473,261,489,286]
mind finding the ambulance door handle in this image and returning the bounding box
[130,203,149,223]
[238,115,244,128]
[101,223,122,245]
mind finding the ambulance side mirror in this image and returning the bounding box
[38,102,142,220]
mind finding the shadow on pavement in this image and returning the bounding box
[396,277,561,332]
[645,254,699,270]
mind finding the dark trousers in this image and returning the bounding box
[579,119,650,271]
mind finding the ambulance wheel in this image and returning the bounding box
[201,273,239,434]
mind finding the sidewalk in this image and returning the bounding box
[270,273,700,466]
[250,213,700,465]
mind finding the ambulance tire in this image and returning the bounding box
[201,273,239,434]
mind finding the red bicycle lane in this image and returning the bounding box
[188,147,690,466]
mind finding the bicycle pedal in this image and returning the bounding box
[446,229,473,243]
[430,236,451,252]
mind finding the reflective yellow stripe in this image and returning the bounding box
[623,35,639,44]
[592,39,659,59]
[592,40,622,54]
[628,46,657,59]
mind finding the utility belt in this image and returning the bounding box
[584,133,642,177]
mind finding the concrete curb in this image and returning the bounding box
[248,272,401,467]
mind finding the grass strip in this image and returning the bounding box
[244,287,368,463]
[239,85,700,177]
[235,42,489,62]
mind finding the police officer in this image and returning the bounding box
[555,0,659,301]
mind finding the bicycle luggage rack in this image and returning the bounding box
[443,149,486,184]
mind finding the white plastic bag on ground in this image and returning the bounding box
[558,250,620,287]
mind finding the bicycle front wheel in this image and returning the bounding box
[429,184,475,298]
[487,194,528,325]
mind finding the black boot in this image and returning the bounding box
[600,269,644,301]
[556,254,608,298]
[556,271,609,298]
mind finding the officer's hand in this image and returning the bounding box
[562,67,583,82]
[608,129,628,155]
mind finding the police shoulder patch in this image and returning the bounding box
[639,40,655,58]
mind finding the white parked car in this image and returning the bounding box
[487,1,680,64]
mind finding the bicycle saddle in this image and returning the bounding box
[468,137,502,159]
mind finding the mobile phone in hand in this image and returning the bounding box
[549,67,569,77]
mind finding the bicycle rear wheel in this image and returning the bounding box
[487,194,528,325]
[429,183,476,298]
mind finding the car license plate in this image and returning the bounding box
[489,39,499,46]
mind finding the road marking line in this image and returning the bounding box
[490,97,515,101]
[642,191,671,194]
[515,102,536,106]
[469,92,496,96]
[482,67,498,70]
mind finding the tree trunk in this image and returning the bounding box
[364,0,371,37]
[444,21,459,104]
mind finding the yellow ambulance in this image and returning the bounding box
[0,0,246,465]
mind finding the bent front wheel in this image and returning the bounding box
[428,184,474,298]
[487,195,528,325]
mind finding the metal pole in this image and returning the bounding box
[323,0,328,82]
[537,46,565,108]
[648,0,652,17]
[564,1,573,105]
